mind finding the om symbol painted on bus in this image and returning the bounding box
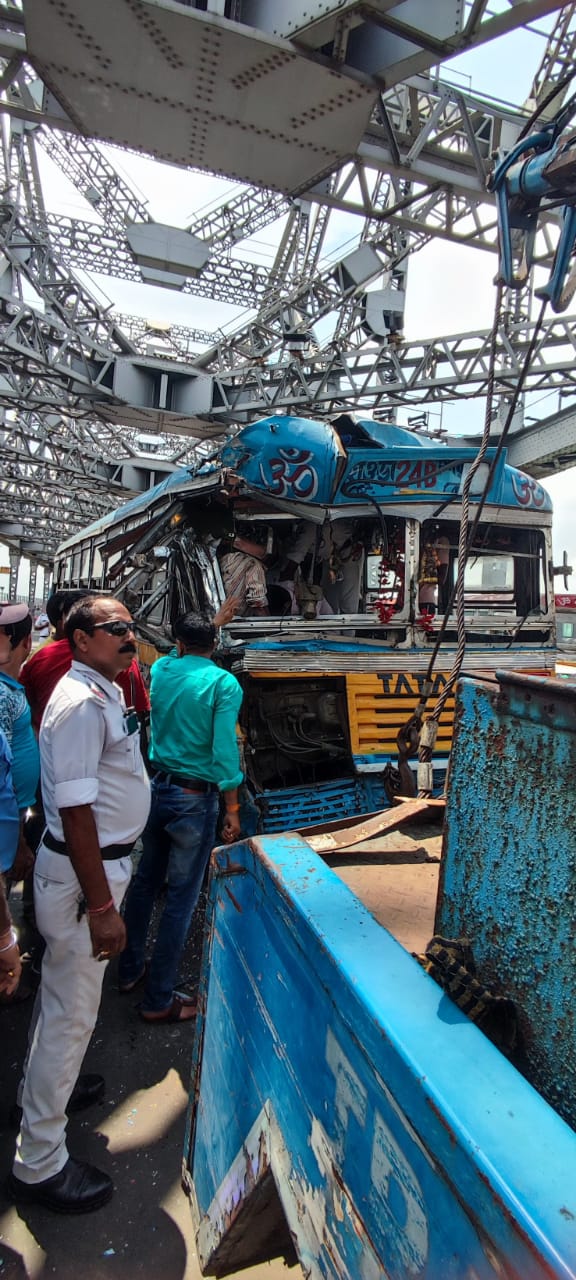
[511,472,546,508]
[260,447,319,500]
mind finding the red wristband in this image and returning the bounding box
[88,897,114,917]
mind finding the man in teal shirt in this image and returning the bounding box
[119,612,243,1022]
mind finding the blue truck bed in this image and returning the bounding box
[184,672,576,1278]
[184,834,576,1278]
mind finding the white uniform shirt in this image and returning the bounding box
[40,660,151,846]
[33,612,50,640]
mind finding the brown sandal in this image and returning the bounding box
[140,995,197,1024]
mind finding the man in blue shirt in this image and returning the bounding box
[119,612,243,1023]
[0,726,19,874]
[0,603,39,880]
[0,728,21,995]
[0,611,24,997]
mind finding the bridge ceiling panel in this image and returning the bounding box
[95,403,229,439]
[24,0,377,192]
[506,407,576,479]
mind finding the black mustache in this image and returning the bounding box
[119,644,137,653]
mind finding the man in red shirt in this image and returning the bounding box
[21,590,149,730]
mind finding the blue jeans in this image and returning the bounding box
[119,778,219,1013]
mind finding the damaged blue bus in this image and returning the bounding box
[53,413,557,830]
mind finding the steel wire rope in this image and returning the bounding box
[517,74,576,143]
[413,289,550,794]
[418,282,505,737]
[413,66,576,732]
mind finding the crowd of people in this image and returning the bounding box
[0,587,241,1214]
[0,522,451,1217]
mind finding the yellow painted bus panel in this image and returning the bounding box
[346,672,454,757]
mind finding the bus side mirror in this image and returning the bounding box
[551,551,573,591]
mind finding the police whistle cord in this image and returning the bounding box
[393,287,550,799]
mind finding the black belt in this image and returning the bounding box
[150,765,216,793]
[43,831,136,861]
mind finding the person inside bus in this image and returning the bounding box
[273,565,334,619]
[218,524,270,616]
[418,527,450,617]
[280,519,365,614]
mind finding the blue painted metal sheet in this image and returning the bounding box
[221,414,345,504]
[259,769,447,832]
[338,446,505,503]
[184,833,576,1278]
[259,773,390,831]
[219,414,552,513]
[437,670,576,1129]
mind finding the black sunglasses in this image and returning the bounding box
[91,620,135,637]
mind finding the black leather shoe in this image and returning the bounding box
[9,1072,105,1129]
[67,1072,105,1113]
[5,1157,113,1214]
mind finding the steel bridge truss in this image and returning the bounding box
[0,1,575,561]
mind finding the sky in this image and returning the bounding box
[3,6,576,597]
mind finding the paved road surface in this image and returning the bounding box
[0,888,299,1280]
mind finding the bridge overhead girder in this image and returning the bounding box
[0,0,575,557]
[23,0,563,193]
[506,406,576,480]
[25,0,376,194]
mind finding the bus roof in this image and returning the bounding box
[56,466,212,553]
[55,415,552,556]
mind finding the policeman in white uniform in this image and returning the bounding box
[282,519,365,614]
[7,595,151,1214]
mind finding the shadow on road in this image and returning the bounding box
[0,891,207,1279]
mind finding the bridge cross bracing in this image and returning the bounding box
[0,0,575,565]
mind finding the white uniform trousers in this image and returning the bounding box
[322,550,365,614]
[13,842,132,1183]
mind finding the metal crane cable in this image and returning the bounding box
[412,289,550,794]
[414,65,576,758]
[424,280,505,723]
